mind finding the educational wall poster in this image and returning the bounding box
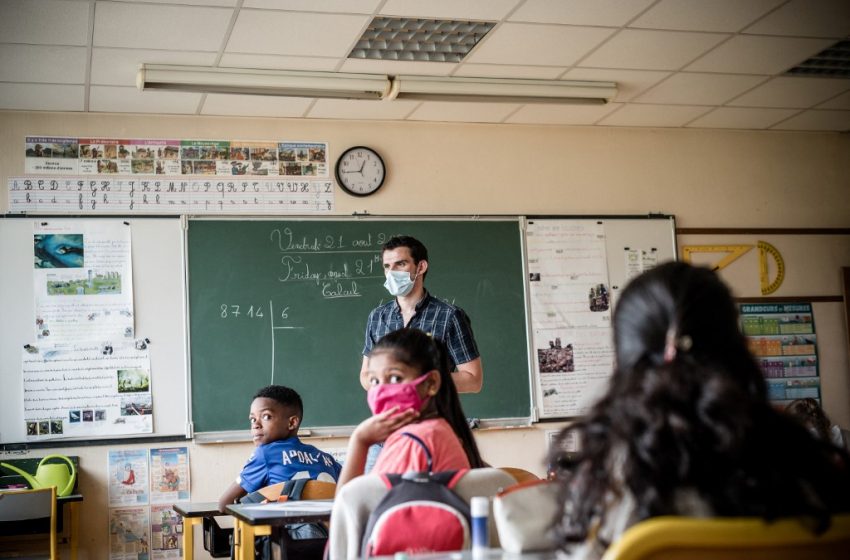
[24,135,329,177]
[150,505,183,559]
[8,176,335,215]
[740,303,820,406]
[623,247,659,284]
[21,341,153,441]
[33,220,134,343]
[527,220,615,418]
[109,506,150,560]
[149,447,190,504]
[108,449,150,506]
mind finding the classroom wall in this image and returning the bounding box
[1,110,849,559]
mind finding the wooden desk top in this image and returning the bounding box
[226,500,333,526]
[173,501,222,518]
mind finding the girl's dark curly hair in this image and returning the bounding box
[549,261,850,548]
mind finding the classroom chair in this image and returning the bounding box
[254,479,336,502]
[498,467,540,484]
[600,514,850,560]
[0,486,58,560]
[328,467,516,560]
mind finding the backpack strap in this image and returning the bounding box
[282,478,309,500]
[400,431,433,473]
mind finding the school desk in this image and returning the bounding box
[226,500,333,560]
[173,501,222,560]
[0,492,83,560]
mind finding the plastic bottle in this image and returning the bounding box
[470,496,489,554]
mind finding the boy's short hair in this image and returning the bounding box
[253,385,303,419]
[382,236,428,265]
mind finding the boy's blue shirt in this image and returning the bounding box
[237,436,342,492]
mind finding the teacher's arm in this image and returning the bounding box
[453,357,483,393]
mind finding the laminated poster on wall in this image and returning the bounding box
[108,505,150,560]
[150,504,183,560]
[527,220,615,418]
[33,219,134,343]
[21,340,153,441]
[149,447,190,504]
[108,449,150,507]
[739,303,820,406]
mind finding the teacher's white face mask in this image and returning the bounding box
[384,269,418,297]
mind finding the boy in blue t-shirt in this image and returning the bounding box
[218,385,342,512]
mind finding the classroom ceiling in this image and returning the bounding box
[1,0,849,131]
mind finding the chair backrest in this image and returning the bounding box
[601,514,850,560]
[0,486,57,559]
[328,468,515,560]
[255,479,336,501]
[499,467,540,484]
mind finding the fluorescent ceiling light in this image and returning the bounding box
[137,65,617,105]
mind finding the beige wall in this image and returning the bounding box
[1,110,849,559]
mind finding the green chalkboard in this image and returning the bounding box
[187,219,529,434]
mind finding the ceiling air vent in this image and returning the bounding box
[785,39,850,78]
[349,17,496,63]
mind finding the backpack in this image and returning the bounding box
[360,432,472,557]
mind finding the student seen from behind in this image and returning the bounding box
[547,262,850,559]
[785,397,848,450]
[218,385,342,512]
[337,328,484,490]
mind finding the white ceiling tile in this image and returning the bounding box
[380,0,520,20]
[220,53,340,72]
[228,11,368,57]
[90,86,202,114]
[818,90,850,110]
[407,101,519,122]
[728,77,850,108]
[339,59,454,76]
[245,0,379,13]
[636,73,767,105]
[308,98,421,120]
[0,83,84,111]
[510,0,654,26]
[506,102,621,125]
[744,0,850,38]
[0,45,87,84]
[93,2,233,51]
[685,36,834,74]
[91,48,218,86]
[598,104,710,126]
[454,64,566,80]
[631,0,784,32]
[467,24,615,66]
[686,107,798,129]
[770,109,850,131]
[201,94,313,117]
[580,29,728,70]
[563,68,670,101]
[110,0,238,6]
[0,0,90,46]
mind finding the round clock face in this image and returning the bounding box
[335,146,386,197]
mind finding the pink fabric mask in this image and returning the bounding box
[367,373,432,415]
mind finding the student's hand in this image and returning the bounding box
[353,406,418,446]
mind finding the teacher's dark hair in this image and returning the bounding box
[382,236,429,277]
[371,328,484,468]
[549,261,850,549]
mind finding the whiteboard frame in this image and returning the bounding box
[0,216,190,446]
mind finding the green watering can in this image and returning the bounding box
[1,455,76,497]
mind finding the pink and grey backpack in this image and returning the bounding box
[360,432,472,557]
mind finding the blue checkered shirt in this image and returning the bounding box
[363,292,479,369]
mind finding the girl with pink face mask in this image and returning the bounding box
[336,328,485,491]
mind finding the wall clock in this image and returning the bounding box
[335,146,386,197]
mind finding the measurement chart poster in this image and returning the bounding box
[25,135,329,178]
[527,220,615,418]
[149,447,190,504]
[33,220,134,343]
[740,303,820,404]
[21,341,152,441]
[108,506,151,560]
[108,449,151,506]
[150,505,183,559]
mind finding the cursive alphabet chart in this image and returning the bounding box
[8,176,335,214]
